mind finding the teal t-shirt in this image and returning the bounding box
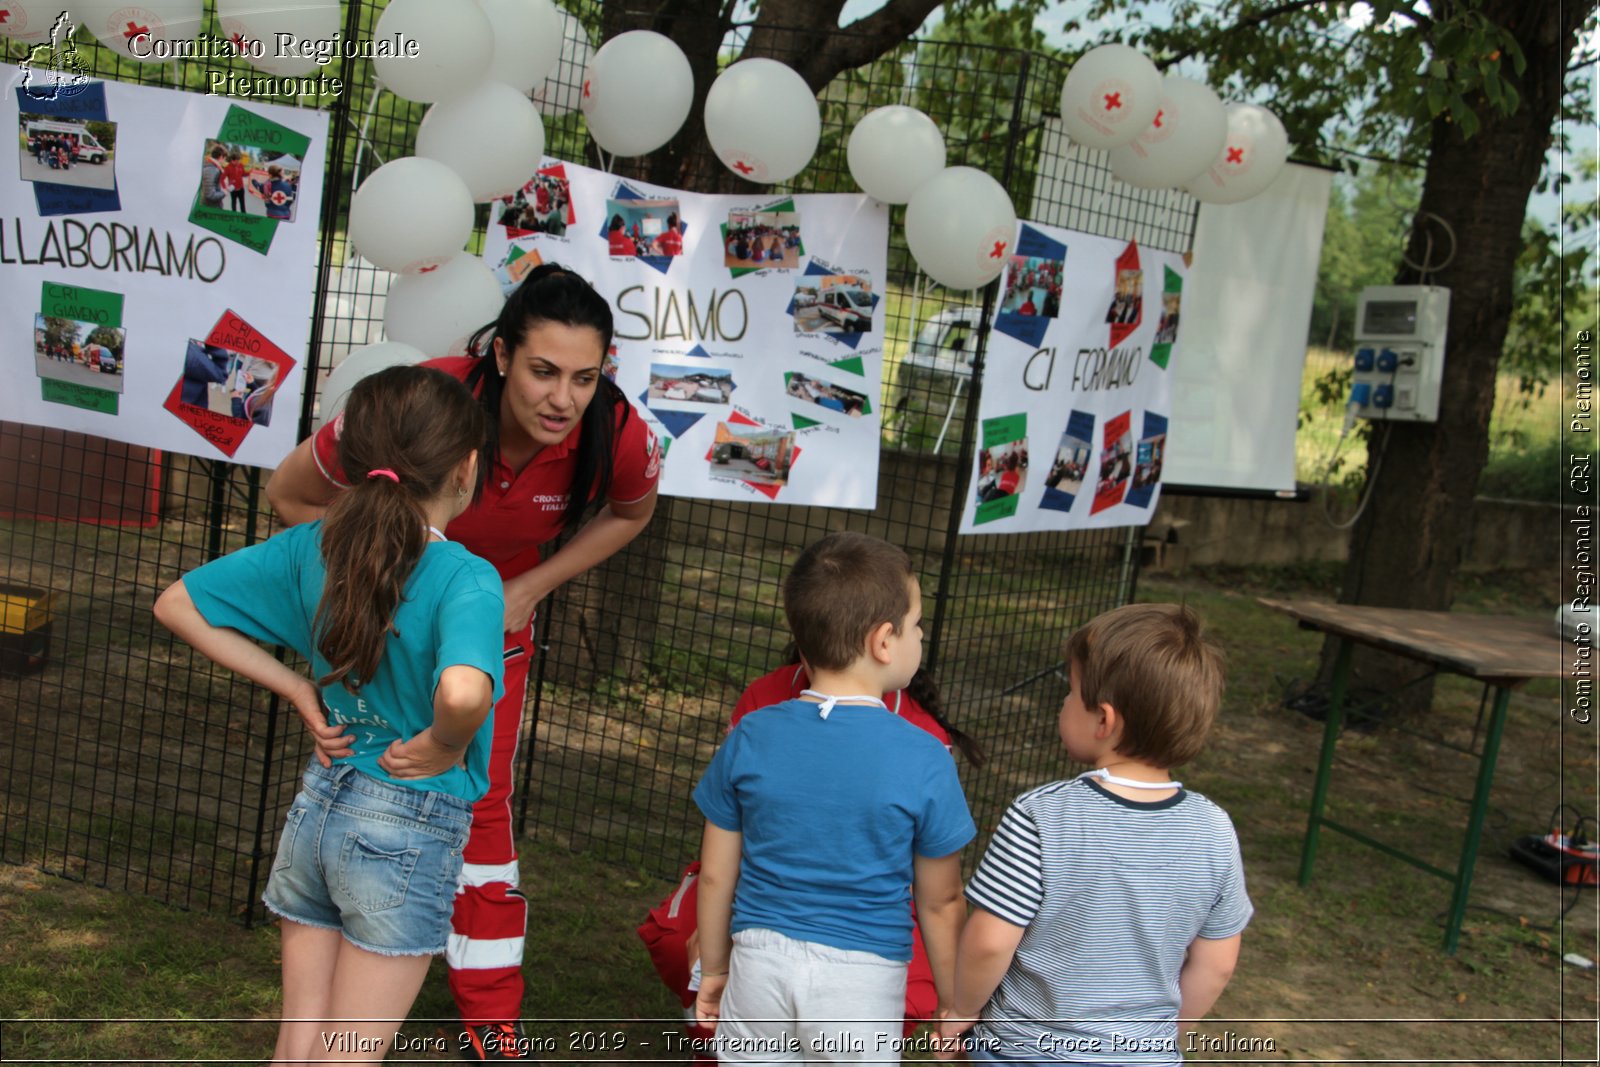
[182,521,505,801]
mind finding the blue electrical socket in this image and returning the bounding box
[1376,349,1399,372]
[1354,348,1375,372]
[1373,384,1394,408]
[1350,382,1372,407]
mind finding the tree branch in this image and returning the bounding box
[746,0,944,90]
[1156,0,1347,69]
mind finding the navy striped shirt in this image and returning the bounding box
[965,776,1251,1065]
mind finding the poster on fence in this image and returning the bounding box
[483,158,888,508]
[0,63,326,466]
[959,221,1186,534]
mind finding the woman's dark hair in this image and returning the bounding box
[463,263,628,534]
[777,641,985,766]
[608,214,624,231]
[315,366,486,693]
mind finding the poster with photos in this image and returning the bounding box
[959,221,1187,534]
[0,64,326,466]
[486,157,888,508]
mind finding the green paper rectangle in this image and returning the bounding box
[1150,342,1172,369]
[982,412,1027,450]
[42,378,118,414]
[40,282,122,327]
[793,413,821,429]
[216,104,312,159]
[190,204,278,254]
[974,493,1020,525]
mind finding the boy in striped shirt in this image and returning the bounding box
[938,604,1250,1066]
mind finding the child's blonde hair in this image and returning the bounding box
[1065,603,1224,768]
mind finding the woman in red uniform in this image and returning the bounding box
[267,265,659,1060]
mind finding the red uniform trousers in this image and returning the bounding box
[447,624,534,1024]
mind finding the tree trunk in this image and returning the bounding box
[1324,0,1594,711]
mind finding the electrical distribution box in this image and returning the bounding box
[1348,285,1450,422]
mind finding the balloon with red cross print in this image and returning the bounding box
[217,0,338,77]
[905,166,1018,291]
[1059,43,1161,150]
[349,156,475,275]
[580,30,694,157]
[417,80,546,201]
[1106,75,1227,190]
[0,2,57,44]
[1182,103,1289,205]
[78,1,201,62]
[704,58,821,185]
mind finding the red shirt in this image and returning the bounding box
[223,161,246,189]
[730,663,952,748]
[311,356,660,580]
[609,231,635,256]
[655,228,683,256]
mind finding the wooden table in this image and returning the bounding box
[1259,599,1567,953]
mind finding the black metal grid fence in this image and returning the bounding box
[0,2,1198,919]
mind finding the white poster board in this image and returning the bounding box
[960,220,1186,534]
[1,63,326,465]
[483,158,889,508]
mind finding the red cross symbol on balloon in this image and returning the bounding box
[123,21,149,40]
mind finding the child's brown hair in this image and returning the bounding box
[315,365,485,693]
[1065,603,1224,768]
[782,532,915,672]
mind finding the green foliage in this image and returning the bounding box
[1308,165,1422,349]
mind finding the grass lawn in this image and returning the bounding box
[1,564,1593,1063]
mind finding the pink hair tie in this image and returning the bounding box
[366,468,400,483]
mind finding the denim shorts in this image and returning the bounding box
[262,761,472,957]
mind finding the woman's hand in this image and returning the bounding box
[501,570,549,635]
[378,727,466,779]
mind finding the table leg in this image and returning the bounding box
[1299,637,1352,886]
[1442,685,1512,954]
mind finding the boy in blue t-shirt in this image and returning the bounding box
[937,603,1251,1066]
[693,532,976,1064]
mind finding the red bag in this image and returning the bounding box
[637,861,701,1009]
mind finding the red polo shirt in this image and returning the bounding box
[311,356,659,580]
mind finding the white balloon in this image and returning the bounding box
[1107,76,1227,189]
[1,2,58,43]
[1059,43,1162,150]
[349,157,475,275]
[580,30,693,157]
[531,6,594,117]
[1182,103,1290,205]
[418,81,546,202]
[216,0,339,78]
[904,166,1018,291]
[704,58,820,184]
[384,254,505,360]
[478,0,561,93]
[317,341,428,430]
[374,0,493,103]
[847,106,946,204]
[76,1,201,61]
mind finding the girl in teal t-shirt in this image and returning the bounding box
[155,366,504,1063]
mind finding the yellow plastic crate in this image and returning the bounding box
[0,584,52,675]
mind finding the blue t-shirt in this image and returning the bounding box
[693,698,976,961]
[182,521,505,801]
